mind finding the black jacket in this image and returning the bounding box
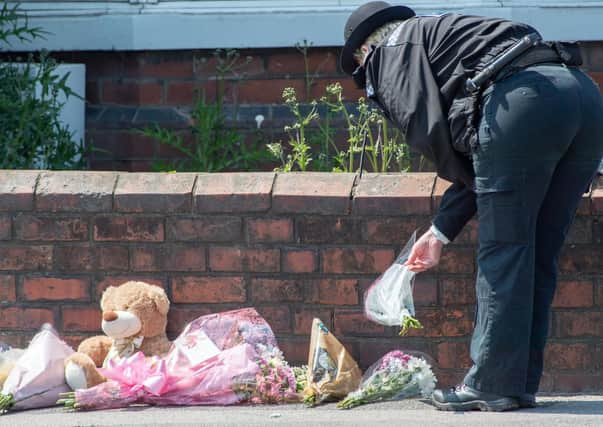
[363,13,537,240]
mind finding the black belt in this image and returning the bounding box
[466,34,562,93]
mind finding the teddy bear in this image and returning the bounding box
[64,281,172,390]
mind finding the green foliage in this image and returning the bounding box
[268,83,410,174]
[145,94,269,172]
[0,3,87,170]
[147,49,270,172]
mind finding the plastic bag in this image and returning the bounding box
[337,350,437,409]
[303,318,362,406]
[1,324,74,413]
[364,232,423,335]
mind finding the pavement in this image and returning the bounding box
[1,395,602,427]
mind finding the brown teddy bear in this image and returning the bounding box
[64,281,172,390]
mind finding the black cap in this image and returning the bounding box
[340,2,415,76]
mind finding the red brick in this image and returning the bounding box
[95,276,164,301]
[437,341,472,369]
[194,51,264,79]
[114,172,196,213]
[566,217,592,244]
[14,215,88,241]
[102,80,162,105]
[167,217,242,242]
[0,170,39,211]
[597,282,603,306]
[413,275,438,306]
[440,277,476,306]
[552,280,594,308]
[22,277,89,301]
[278,337,311,366]
[293,308,332,335]
[0,215,10,240]
[62,307,102,332]
[297,217,362,244]
[209,247,279,272]
[171,276,246,303]
[433,370,466,389]
[321,248,394,274]
[272,173,356,215]
[97,245,129,270]
[407,308,474,338]
[194,173,275,213]
[307,279,359,305]
[140,52,194,78]
[544,342,592,370]
[364,217,423,244]
[256,306,291,334]
[0,275,16,301]
[559,245,602,273]
[36,172,117,212]
[53,245,95,272]
[167,307,213,336]
[251,278,304,302]
[0,333,29,349]
[438,248,475,274]
[0,307,54,329]
[236,79,305,103]
[553,374,603,393]
[282,249,317,273]
[94,216,165,242]
[455,220,479,244]
[166,81,201,105]
[247,218,293,242]
[165,245,206,272]
[334,310,385,335]
[593,184,603,214]
[554,311,603,337]
[130,246,163,272]
[0,246,52,271]
[267,49,337,75]
[86,80,100,104]
[353,173,436,215]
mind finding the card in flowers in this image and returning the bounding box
[337,350,436,409]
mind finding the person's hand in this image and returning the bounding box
[404,229,444,273]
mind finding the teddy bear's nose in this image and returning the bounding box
[103,311,118,322]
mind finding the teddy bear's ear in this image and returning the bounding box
[150,286,170,316]
[100,286,117,311]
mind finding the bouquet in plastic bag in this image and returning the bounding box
[337,350,436,409]
[364,232,423,336]
[59,308,300,410]
[303,318,362,406]
[1,324,74,414]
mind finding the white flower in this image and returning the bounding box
[407,357,436,397]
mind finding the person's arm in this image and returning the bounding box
[432,181,477,242]
[406,182,476,272]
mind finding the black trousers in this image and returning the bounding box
[463,64,603,395]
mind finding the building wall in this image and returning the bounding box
[49,43,603,172]
[1,170,602,391]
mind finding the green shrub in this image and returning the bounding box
[0,3,87,170]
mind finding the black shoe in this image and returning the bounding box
[517,393,536,408]
[431,384,520,412]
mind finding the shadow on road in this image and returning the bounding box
[524,400,603,415]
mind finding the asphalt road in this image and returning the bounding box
[1,395,602,427]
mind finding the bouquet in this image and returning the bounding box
[337,350,436,409]
[303,318,362,406]
[364,232,423,336]
[1,324,74,414]
[60,308,301,410]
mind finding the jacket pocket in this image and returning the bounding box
[448,95,479,155]
[475,175,528,243]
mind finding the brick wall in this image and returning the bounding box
[48,42,603,171]
[1,170,602,392]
